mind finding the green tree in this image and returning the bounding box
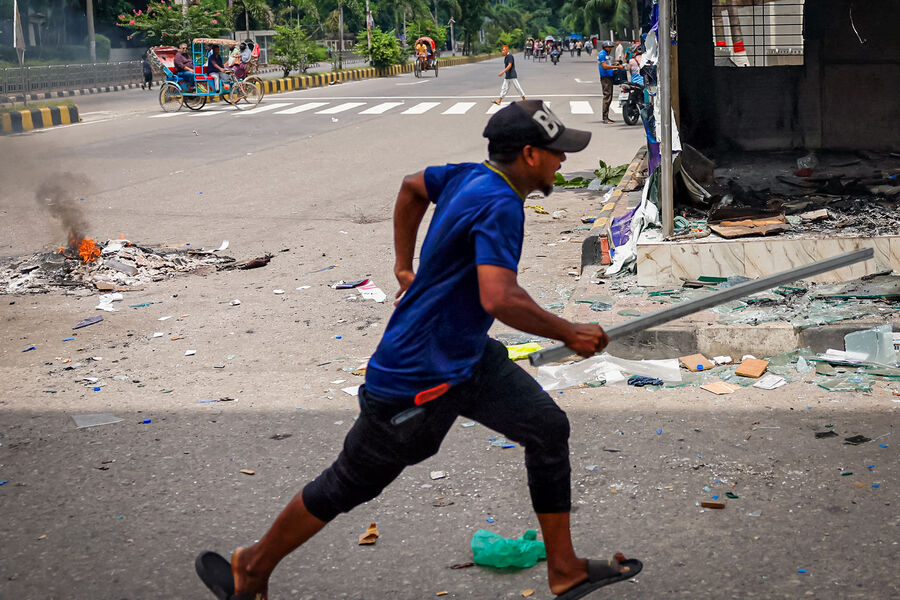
[455,0,487,53]
[405,18,445,48]
[118,0,228,45]
[353,26,402,68]
[226,0,275,41]
[271,23,326,75]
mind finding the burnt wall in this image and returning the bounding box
[676,0,900,152]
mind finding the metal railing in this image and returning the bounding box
[0,61,144,96]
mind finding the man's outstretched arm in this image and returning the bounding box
[478,264,609,358]
[393,171,430,300]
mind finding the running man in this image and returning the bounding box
[195,100,642,600]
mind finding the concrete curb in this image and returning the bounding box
[2,83,141,104]
[257,53,501,95]
[0,104,80,134]
[580,145,648,270]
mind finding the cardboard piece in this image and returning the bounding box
[679,353,714,372]
[736,358,769,378]
[700,381,739,395]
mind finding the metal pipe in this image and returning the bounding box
[659,0,674,237]
[529,248,874,367]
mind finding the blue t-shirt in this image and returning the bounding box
[598,49,614,78]
[364,162,525,402]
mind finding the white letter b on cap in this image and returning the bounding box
[532,107,563,138]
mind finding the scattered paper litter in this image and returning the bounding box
[430,471,447,480]
[152,332,164,338]
[215,240,229,252]
[158,315,173,321]
[341,385,361,396]
[230,299,241,306]
[273,289,285,294]
[358,280,387,303]
[185,350,196,356]
[713,356,732,365]
[296,285,311,290]
[753,374,787,390]
[96,292,124,312]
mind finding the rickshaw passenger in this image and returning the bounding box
[175,43,196,88]
[207,45,229,90]
[226,44,241,68]
[415,40,428,61]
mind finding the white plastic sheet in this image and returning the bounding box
[535,353,681,391]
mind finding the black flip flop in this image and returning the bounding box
[554,558,643,600]
[196,551,238,600]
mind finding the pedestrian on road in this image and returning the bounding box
[493,45,526,105]
[195,99,641,600]
[141,52,153,89]
[598,41,626,124]
[575,39,583,57]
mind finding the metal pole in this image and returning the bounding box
[449,17,455,56]
[366,0,372,52]
[529,248,875,367]
[659,0,674,237]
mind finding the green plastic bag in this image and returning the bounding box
[471,529,547,568]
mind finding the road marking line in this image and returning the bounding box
[442,101,476,115]
[275,102,329,114]
[486,102,510,114]
[570,101,594,114]
[315,102,366,114]
[359,102,404,114]
[401,102,440,114]
[396,80,430,86]
[190,110,229,116]
[149,112,185,118]
[234,103,292,115]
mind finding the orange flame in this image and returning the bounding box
[78,238,101,263]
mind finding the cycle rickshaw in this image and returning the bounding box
[413,36,438,77]
[150,39,263,112]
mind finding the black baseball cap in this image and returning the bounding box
[483,100,591,154]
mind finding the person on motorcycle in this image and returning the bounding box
[550,44,561,65]
[628,47,644,86]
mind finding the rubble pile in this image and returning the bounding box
[0,239,234,294]
[678,149,900,239]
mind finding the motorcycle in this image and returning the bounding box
[550,49,560,65]
[619,82,645,126]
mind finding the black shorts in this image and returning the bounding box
[302,339,572,521]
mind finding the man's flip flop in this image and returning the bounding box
[553,558,643,600]
[195,551,265,600]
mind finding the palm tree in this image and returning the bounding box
[227,0,276,41]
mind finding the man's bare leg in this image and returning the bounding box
[231,491,327,597]
[537,512,629,595]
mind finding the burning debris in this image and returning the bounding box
[0,239,235,294]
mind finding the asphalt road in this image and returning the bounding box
[0,54,898,600]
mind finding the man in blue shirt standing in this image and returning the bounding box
[196,101,641,600]
[598,41,626,124]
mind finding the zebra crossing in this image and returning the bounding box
[148,98,620,119]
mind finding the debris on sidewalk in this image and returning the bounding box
[358,522,380,545]
[735,358,769,378]
[471,529,546,569]
[536,353,681,391]
[73,315,103,329]
[71,413,123,428]
[506,342,542,361]
[699,381,739,395]
[358,280,387,303]
[679,354,714,372]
